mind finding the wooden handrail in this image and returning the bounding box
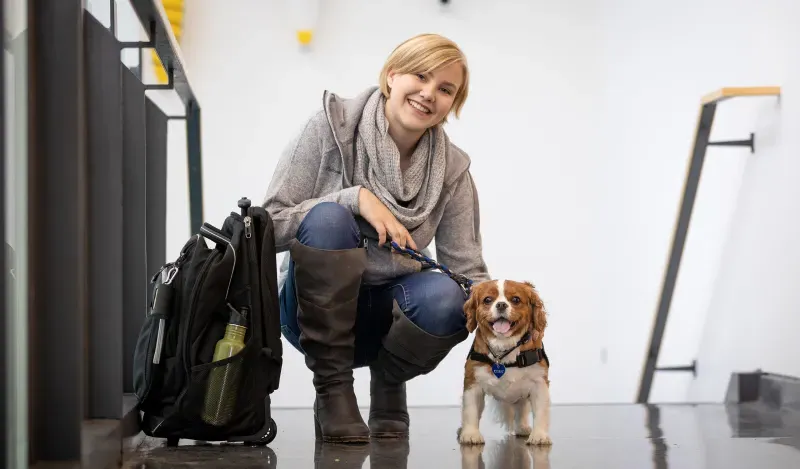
[636,86,781,404]
[702,86,781,105]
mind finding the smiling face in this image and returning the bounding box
[384,61,464,134]
[378,34,470,132]
[464,280,547,341]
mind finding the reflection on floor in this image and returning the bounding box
[123,402,800,468]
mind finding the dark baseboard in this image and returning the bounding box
[726,370,800,409]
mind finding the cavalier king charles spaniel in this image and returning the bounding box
[457,279,552,446]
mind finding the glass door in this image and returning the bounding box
[3,0,28,467]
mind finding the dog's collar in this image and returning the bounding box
[468,331,550,368]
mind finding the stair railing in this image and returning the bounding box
[636,86,781,404]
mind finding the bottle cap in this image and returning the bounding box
[227,303,248,327]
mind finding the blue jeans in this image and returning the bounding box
[279,202,468,368]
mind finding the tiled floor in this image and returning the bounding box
[123,402,800,468]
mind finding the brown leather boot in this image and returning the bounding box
[368,364,409,438]
[368,300,468,438]
[291,241,369,444]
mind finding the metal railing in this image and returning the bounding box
[127,0,205,234]
[22,0,203,465]
[636,86,781,404]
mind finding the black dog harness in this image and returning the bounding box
[468,331,549,378]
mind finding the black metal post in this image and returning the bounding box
[655,360,698,377]
[85,12,124,419]
[146,98,169,282]
[186,100,204,234]
[707,132,755,153]
[122,66,149,394]
[28,0,88,461]
[636,102,717,404]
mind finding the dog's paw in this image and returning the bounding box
[525,430,552,446]
[514,424,532,437]
[457,426,485,445]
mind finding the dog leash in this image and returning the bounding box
[355,216,474,295]
[386,241,474,296]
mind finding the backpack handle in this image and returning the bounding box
[199,222,231,247]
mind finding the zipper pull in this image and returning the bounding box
[162,265,179,285]
[244,216,252,238]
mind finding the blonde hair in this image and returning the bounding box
[379,33,470,119]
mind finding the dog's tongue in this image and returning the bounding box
[492,319,511,334]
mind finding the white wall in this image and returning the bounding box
[596,0,795,404]
[685,1,800,402]
[168,0,797,407]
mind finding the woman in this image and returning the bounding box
[262,33,491,443]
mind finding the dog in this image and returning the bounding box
[457,279,552,446]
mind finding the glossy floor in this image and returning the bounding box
[123,402,800,468]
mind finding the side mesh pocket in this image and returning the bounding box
[201,356,245,427]
[184,352,247,429]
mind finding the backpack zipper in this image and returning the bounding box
[244,214,257,331]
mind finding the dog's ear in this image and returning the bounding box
[524,281,547,336]
[464,290,479,333]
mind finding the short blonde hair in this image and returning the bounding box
[379,33,470,119]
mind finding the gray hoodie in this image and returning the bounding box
[262,86,491,289]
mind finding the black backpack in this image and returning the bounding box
[132,197,283,446]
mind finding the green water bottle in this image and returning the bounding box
[201,307,247,426]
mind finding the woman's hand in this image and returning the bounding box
[358,188,418,250]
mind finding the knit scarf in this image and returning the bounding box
[353,88,447,230]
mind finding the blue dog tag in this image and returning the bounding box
[492,363,506,378]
